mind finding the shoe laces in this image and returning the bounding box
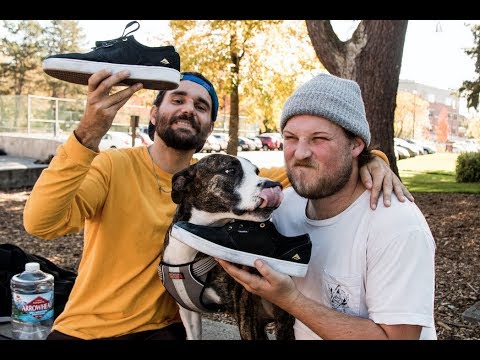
[226,219,269,232]
[91,20,140,50]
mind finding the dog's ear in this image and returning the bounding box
[171,164,197,204]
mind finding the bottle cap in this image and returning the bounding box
[25,262,40,272]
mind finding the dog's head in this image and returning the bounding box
[171,154,283,225]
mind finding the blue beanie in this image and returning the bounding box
[280,74,371,146]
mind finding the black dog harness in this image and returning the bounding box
[158,256,221,313]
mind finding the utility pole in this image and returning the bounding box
[412,89,417,139]
[130,115,139,147]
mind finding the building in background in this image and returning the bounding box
[398,80,467,140]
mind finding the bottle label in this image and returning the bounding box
[11,291,54,323]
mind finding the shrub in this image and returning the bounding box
[456,152,480,182]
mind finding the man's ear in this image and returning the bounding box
[149,107,157,126]
[352,137,365,157]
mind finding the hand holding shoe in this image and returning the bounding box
[217,258,300,311]
[74,69,143,151]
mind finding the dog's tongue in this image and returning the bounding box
[258,186,284,208]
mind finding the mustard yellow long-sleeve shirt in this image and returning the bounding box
[23,133,290,339]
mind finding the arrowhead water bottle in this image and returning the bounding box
[10,262,54,340]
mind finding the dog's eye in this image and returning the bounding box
[225,168,236,175]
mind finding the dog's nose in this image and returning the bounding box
[261,180,283,190]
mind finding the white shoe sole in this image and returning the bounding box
[42,58,180,90]
[171,224,308,278]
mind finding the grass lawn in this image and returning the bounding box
[398,152,480,193]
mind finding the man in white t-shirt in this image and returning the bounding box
[218,73,437,340]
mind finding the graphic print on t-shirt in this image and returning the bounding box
[328,284,349,313]
[323,270,360,316]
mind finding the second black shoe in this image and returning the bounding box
[42,21,181,90]
[170,220,312,277]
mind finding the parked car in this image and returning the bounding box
[465,139,480,152]
[394,138,418,157]
[99,131,141,150]
[238,136,256,151]
[451,140,480,153]
[394,144,411,160]
[135,132,153,146]
[247,136,262,151]
[406,139,426,155]
[452,141,468,153]
[260,132,283,150]
[201,134,221,153]
[212,133,229,151]
[257,135,280,151]
[411,140,436,154]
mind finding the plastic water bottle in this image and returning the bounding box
[10,262,54,340]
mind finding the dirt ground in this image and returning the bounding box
[0,188,479,340]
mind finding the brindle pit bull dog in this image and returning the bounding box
[158,153,295,340]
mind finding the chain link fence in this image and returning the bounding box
[0,95,152,137]
[0,94,260,138]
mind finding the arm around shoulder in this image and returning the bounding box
[259,166,291,189]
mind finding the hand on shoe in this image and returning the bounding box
[74,69,143,151]
[217,258,300,311]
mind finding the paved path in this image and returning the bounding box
[0,155,47,170]
[0,155,48,189]
[0,317,245,340]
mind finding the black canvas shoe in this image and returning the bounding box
[42,21,180,90]
[170,220,312,277]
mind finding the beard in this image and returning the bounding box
[154,111,210,151]
[286,153,353,200]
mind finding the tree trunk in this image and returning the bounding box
[14,76,24,129]
[227,83,240,155]
[226,34,241,156]
[306,20,408,176]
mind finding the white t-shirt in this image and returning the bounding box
[272,188,437,340]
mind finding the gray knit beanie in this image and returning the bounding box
[280,73,371,146]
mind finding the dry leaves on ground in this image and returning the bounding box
[0,189,478,339]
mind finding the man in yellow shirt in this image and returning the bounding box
[23,69,412,340]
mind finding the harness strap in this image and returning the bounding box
[158,256,220,313]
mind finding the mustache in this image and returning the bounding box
[291,160,317,169]
[169,114,200,132]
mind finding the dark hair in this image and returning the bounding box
[149,71,218,141]
[343,128,375,168]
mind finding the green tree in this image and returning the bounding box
[170,20,319,154]
[0,20,43,95]
[466,117,480,139]
[459,24,480,110]
[170,20,278,154]
[0,20,43,129]
[306,20,408,176]
[40,20,86,98]
[1,20,87,98]
[242,21,319,133]
[394,91,430,140]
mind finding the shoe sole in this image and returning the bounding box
[171,224,308,277]
[42,58,180,90]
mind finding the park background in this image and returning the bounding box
[0,20,479,340]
